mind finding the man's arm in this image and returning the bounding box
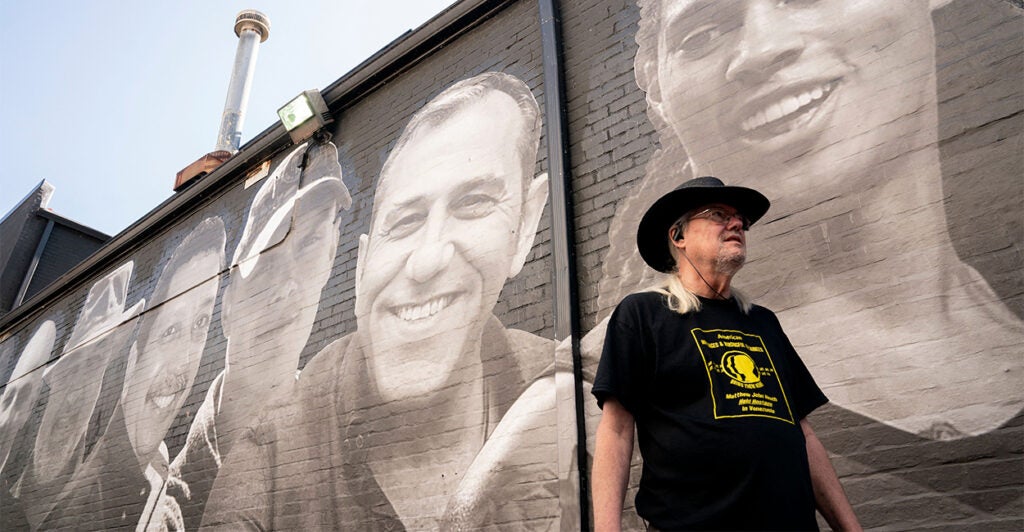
[592,398,635,532]
[801,419,861,531]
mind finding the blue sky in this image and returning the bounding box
[0,0,454,236]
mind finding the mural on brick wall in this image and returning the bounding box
[18,262,144,529]
[584,0,1022,527]
[0,70,566,531]
[152,138,353,531]
[41,217,226,530]
[0,320,54,476]
[196,71,563,530]
[1,0,1019,529]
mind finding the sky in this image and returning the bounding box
[0,0,456,236]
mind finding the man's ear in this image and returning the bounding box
[509,172,549,278]
[671,224,685,243]
[670,225,686,252]
[354,233,369,315]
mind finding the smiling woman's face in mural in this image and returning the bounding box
[121,251,220,464]
[648,0,936,205]
[356,92,534,400]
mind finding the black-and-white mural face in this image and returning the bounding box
[121,218,225,468]
[626,0,1022,439]
[223,142,348,395]
[643,0,937,197]
[32,263,142,484]
[356,88,549,401]
[348,73,553,529]
[0,320,55,473]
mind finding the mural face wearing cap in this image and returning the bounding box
[32,263,140,484]
[644,0,935,205]
[33,319,136,484]
[356,90,547,401]
[121,242,222,466]
[223,146,344,390]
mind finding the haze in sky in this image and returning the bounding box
[0,0,455,236]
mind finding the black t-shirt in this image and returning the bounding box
[592,291,828,531]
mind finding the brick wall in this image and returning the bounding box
[0,0,1020,529]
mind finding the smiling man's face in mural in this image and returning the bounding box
[356,90,547,401]
[121,251,220,465]
[641,0,936,207]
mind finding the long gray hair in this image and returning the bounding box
[648,274,752,316]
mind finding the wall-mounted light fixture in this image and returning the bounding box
[278,89,333,144]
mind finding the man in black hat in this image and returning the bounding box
[591,176,859,531]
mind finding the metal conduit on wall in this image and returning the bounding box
[537,0,590,528]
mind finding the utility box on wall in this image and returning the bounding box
[0,0,1020,530]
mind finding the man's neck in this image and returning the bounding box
[364,353,486,528]
[677,268,733,300]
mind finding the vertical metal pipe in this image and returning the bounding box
[215,10,270,153]
[537,0,590,529]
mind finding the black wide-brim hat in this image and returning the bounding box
[637,176,770,273]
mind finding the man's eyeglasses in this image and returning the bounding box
[687,207,751,231]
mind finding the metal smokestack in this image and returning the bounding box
[215,10,270,153]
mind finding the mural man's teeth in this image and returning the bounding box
[780,95,800,116]
[398,295,452,322]
[152,394,174,410]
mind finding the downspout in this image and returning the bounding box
[537,0,590,529]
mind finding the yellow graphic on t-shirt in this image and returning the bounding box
[692,328,795,424]
[722,352,761,385]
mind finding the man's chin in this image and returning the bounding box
[714,250,746,274]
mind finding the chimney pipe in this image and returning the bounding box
[215,10,270,154]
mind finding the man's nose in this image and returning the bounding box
[724,214,746,232]
[725,0,805,84]
[404,217,455,284]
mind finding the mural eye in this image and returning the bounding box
[451,193,499,219]
[680,24,723,57]
[193,314,210,332]
[385,211,427,239]
[161,324,179,341]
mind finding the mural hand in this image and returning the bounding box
[441,376,561,530]
[146,488,185,532]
